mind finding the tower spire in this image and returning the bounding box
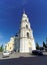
[23,8,25,14]
[22,9,28,18]
[23,10,25,14]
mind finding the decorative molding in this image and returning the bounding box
[19,37,34,40]
[20,27,31,31]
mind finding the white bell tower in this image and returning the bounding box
[20,11,36,53]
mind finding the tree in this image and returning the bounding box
[46,37,47,44]
[0,44,4,52]
[43,41,47,48]
[36,42,40,50]
[46,37,47,47]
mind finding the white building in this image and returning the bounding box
[4,36,15,51]
[5,11,36,53]
[19,11,36,53]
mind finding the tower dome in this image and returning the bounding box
[22,11,27,18]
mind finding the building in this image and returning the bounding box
[5,34,19,52]
[5,36,15,51]
[19,11,36,53]
[5,11,36,53]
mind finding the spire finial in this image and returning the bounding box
[24,10,25,14]
[23,8,25,14]
[22,9,27,17]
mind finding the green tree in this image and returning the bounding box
[43,41,47,48]
[46,37,47,47]
[0,44,4,52]
[36,42,40,50]
[46,37,47,44]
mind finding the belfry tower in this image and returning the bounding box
[20,11,36,53]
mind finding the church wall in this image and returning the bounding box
[21,20,30,29]
[20,11,36,53]
[20,38,29,53]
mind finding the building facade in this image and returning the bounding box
[5,36,16,51]
[5,11,36,53]
[19,11,36,53]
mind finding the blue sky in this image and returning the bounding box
[0,0,47,46]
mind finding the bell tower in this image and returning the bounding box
[20,11,36,53]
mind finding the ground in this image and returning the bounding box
[0,52,47,65]
[0,56,47,65]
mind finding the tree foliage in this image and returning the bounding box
[36,42,40,50]
[43,41,47,48]
[0,44,4,52]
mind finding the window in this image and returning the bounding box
[25,19,27,22]
[27,32,29,38]
[26,25,28,29]
[10,47,11,49]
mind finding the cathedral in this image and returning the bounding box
[5,11,36,53]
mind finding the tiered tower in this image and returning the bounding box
[20,11,36,53]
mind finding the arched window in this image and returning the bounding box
[27,32,29,38]
[25,19,27,22]
[10,47,11,49]
[26,25,28,29]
